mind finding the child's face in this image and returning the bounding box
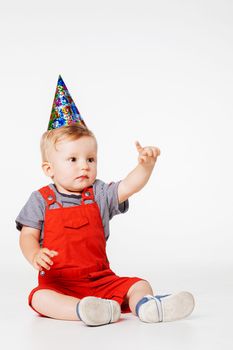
[44,136,97,194]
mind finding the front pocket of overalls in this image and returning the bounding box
[64,216,89,229]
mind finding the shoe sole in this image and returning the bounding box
[162,291,195,322]
[139,291,195,323]
[78,297,121,326]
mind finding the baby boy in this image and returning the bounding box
[16,76,194,326]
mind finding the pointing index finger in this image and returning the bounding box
[135,141,143,151]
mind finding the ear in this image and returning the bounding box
[42,161,54,178]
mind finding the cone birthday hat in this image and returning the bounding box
[48,75,86,130]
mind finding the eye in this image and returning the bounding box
[69,157,76,162]
[88,158,95,163]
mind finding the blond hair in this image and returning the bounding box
[40,125,96,162]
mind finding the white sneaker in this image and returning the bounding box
[77,296,121,326]
[137,291,195,323]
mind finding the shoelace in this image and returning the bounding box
[143,294,171,322]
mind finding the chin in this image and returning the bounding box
[75,181,94,192]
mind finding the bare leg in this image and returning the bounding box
[126,280,154,315]
[31,289,80,321]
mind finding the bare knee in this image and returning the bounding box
[31,289,51,310]
[127,280,153,299]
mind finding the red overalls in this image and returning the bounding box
[28,185,143,315]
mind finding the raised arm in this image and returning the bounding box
[118,141,160,204]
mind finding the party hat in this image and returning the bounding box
[48,75,86,130]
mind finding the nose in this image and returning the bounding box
[80,160,89,170]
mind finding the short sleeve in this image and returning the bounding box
[15,191,45,231]
[94,179,129,220]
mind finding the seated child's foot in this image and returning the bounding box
[136,291,195,323]
[77,296,121,326]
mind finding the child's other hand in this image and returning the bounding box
[32,248,58,271]
[135,141,160,166]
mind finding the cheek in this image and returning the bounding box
[91,166,97,177]
[55,164,70,177]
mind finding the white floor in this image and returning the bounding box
[1,262,233,350]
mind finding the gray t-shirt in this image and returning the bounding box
[15,179,129,244]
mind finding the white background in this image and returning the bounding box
[0,0,233,349]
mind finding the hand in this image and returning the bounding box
[135,141,161,166]
[32,248,58,271]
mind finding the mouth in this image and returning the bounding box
[76,175,88,180]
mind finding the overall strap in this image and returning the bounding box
[81,186,95,204]
[38,185,62,208]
